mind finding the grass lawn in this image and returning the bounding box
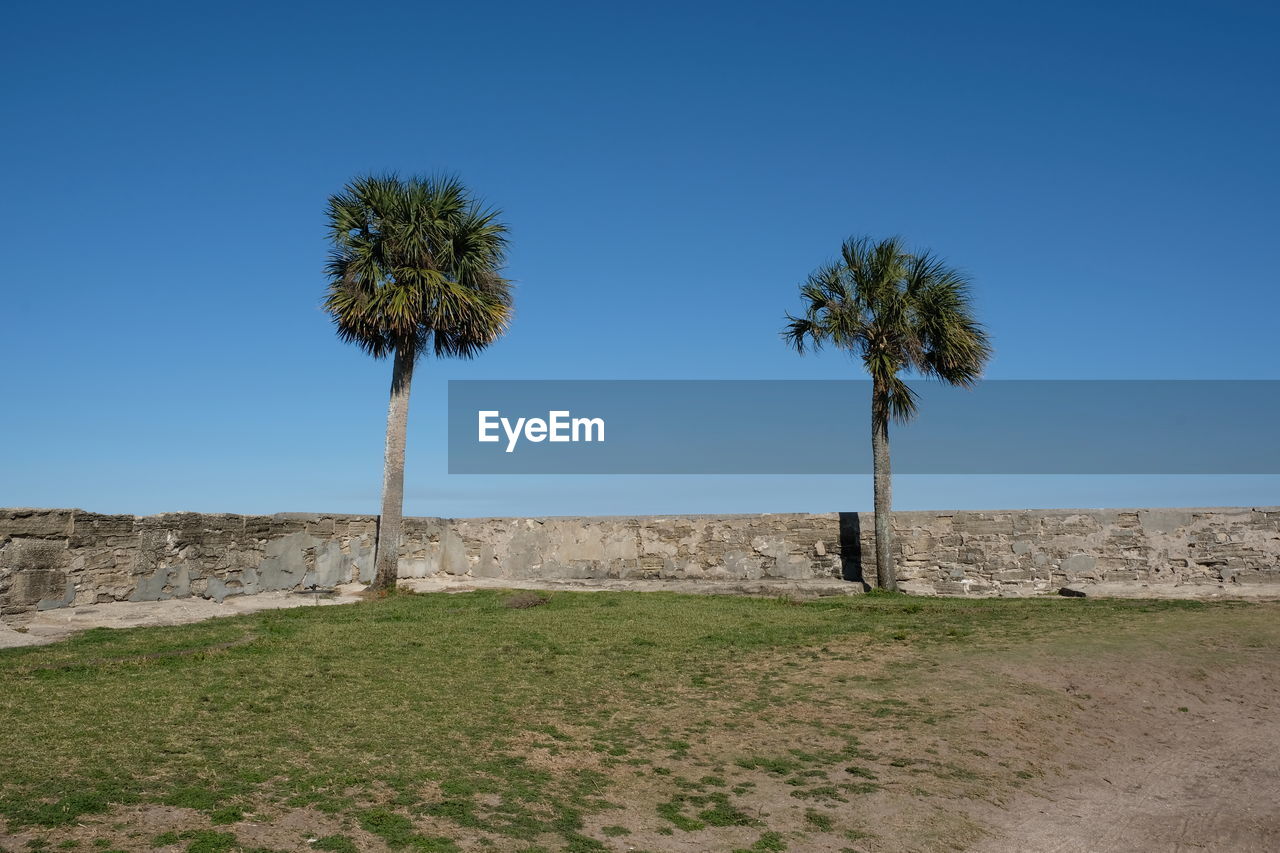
[1,590,1276,852]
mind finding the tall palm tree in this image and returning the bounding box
[783,236,991,591]
[324,174,512,592]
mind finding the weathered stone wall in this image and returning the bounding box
[887,507,1280,595]
[0,509,375,615]
[2,506,1278,616]
[444,514,852,581]
[444,508,1280,594]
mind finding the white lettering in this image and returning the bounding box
[478,411,500,442]
[548,410,570,442]
[502,416,526,453]
[481,410,605,453]
[572,416,605,442]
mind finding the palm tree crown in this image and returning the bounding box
[323,174,512,365]
[783,236,991,424]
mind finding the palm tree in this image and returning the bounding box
[783,236,991,591]
[324,174,512,592]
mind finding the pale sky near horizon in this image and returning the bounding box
[2,0,1277,517]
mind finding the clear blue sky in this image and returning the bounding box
[3,0,1277,517]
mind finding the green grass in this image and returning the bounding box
[0,590,1266,851]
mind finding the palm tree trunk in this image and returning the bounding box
[871,380,897,591]
[372,345,414,591]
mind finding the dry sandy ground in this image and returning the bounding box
[0,584,369,648]
[968,617,1280,853]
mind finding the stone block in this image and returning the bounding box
[69,513,136,545]
[957,515,1014,535]
[0,509,75,539]
[1,538,70,571]
[1060,553,1097,576]
[12,569,70,607]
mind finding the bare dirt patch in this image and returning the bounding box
[967,609,1280,852]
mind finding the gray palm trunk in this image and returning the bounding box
[372,345,415,591]
[871,380,897,591]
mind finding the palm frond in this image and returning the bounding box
[782,314,822,354]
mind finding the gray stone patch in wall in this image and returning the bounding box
[396,557,431,579]
[472,544,502,578]
[258,532,311,590]
[206,577,234,603]
[751,535,795,577]
[773,554,812,579]
[1141,504,1198,532]
[129,568,164,602]
[171,564,191,598]
[441,529,469,576]
[503,525,545,579]
[1060,553,1098,577]
[541,559,593,580]
[312,539,357,587]
[721,550,762,580]
[130,563,192,602]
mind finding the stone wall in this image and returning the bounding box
[2,506,1278,616]
[0,509,376,616]
[446,508,1280,594]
